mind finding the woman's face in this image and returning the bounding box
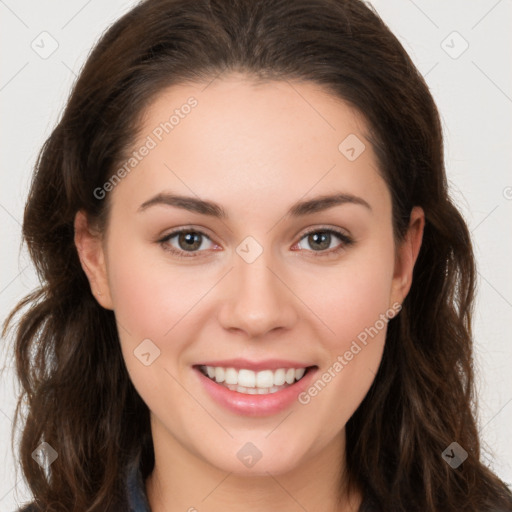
[76,74,423,477]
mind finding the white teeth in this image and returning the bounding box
[285,368,295,384]
[214,367,225,383]
[256,370,274,388]
[202,365,309,392]
[224,368,238,385]
[274,368,286,386]
[238,369,256,388]
[225,383,284,394]
[295,368,306,380]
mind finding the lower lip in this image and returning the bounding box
[194,366,318,417]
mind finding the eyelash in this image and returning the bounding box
[157,226,354,259]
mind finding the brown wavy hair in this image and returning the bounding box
[3,0,512,510]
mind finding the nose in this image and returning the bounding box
[217,250,298,339]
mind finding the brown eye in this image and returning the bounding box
[305,231,332,251]
[176,231,203,251]
[158,229,216,258]
[295,228,354,256]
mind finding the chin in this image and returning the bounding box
[200,439,308,477]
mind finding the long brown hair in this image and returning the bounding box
[3,0,512,510]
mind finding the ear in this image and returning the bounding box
[74,210,114,310]
[390,206,425,307]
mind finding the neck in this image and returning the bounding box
[145,415,362,512]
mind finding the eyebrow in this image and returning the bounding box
[137,191,372,218]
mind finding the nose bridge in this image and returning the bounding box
[218,242,296,336]
[237,250,277,301]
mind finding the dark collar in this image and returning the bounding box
[125,456,151,512]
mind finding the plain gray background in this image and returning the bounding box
[1,0,511,509]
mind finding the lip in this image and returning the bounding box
[194,358,314,372]
[193,364,318,417]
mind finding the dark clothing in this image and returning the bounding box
[124,454,151,511]
[16,455,151,512]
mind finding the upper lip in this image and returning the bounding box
[194,358,316,372]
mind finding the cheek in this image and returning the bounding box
[316,238,395,349]
[105,232,209,342]
[104,237,205,412]
[323,269,393,347]
[299,239,395,415]
[104,232,223,405]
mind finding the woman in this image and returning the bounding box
[4,0,512,510]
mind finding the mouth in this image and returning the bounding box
[195,364,315,395]
[193,362,319,416]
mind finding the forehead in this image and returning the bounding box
[110,74,389,220]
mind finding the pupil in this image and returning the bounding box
[180,232,201,250]
[310,232,329,250]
